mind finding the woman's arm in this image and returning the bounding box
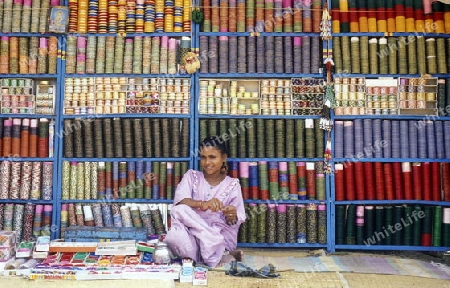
[223,180,246,226]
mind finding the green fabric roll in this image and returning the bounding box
[199,119,208,143]
[314,119,324,158]
[295,120,305,158]
[379,38,389,74]
[403,206,413,246]
[432,206,442,247]
[228,119,238,158]
[342,36,351,73]
[375,206,385,245]
[237,120,247,158]
[269,182,279,200]
[360,36,370,74]
[285,120,295,158]
[333,37,343,74]
[208,119,218,138]
[437,80,446,117]
[346,205,356,245]
[246,119,256,158]
[265,120,275,158]
[416,36,426,74]
[393,206,403,245]
[336,205,346,245]
[384,206,393,245]
[256,119,266,158]
[364,206,375,244]
[275,119,285,158]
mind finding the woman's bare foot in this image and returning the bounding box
[229,250,244,262]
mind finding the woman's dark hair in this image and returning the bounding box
[200,136,228,155]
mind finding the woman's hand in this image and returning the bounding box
[222,205,237,225]
[204,198,223,212]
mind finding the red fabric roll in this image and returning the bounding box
[241,187,249,200]
[364,162,375,200]
[412,163,422,200]
[415,8,425,21]
[442,163,450,201]
[289,173,298,198]
[421,162,431,201]
[306,169,316,200]
[374,162,385,200]
[431,162,441,201]
[354,162,365,200]
[392,162,404,199]
[250,186,259,200]
[403,163,413,200]
[260,190,269,200]
[421,233,432,246]
[335,164,345,201]
[383,163,394,200]
[344,163,355,201]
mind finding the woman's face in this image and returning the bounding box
[200,146,226,176]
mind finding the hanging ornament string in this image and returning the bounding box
[320,3,333,174]
[320,2,334,132]
[320,3,332,41]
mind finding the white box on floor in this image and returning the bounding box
[193,266,208,286]
[179,267,193,283]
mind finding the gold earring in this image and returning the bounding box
[220,162,228,174]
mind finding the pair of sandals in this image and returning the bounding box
[225,260,281,278]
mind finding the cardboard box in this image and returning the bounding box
[0,247,15,261]
[95,240,137,255]
[49,241,97,253]
[193,266,208,286]
[179,267,193,283]
[35,236,50,252]
[64,226,147,242]
[0,231,16,247]
[16,242,34,258]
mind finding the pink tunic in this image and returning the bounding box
[164,169,246,267]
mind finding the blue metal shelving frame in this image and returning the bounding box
[0,31,63,239]
[1,0,448,252]
[327,0,450,252]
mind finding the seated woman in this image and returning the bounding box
[164,137,246,267]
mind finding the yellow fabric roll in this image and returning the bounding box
[339,0,348,11]
[424,18,434,31]
[415,19,425,32]
[396,16,406,32]
[332,20,341,33]
[368,18,377,32]
[445,12,450,33]
[350,22,359,32]
[387,18,396,32]
[359,16,368,32]
[405,18,415,32]
[377,19,387,32]
[434,20,445,33]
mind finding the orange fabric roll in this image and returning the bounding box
[424,15,434,32]
[2,119,12,157]
[11,119,21,157]
[415,19,425,32]
[445,12,450,33]
[28,119,38,158]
